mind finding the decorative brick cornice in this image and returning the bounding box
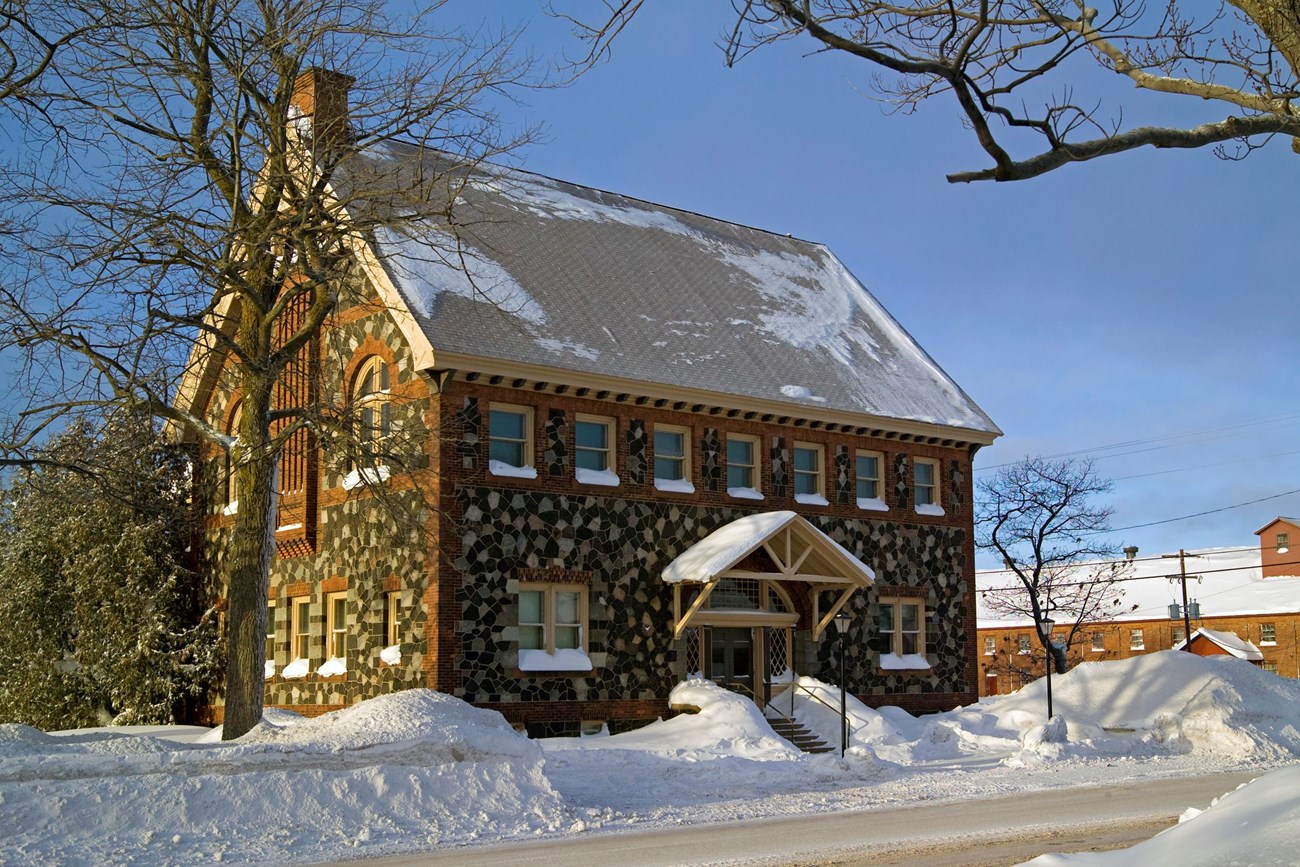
[515,568,592,586]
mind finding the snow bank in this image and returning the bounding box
[979,652,1300,763]
[1,690,564,865]
[1023,767,1300,866]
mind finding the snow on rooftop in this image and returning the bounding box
[353,150,1000,436]
[1175,628,1264,661]
[977,546,1300,628]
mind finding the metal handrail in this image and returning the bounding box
[764,679,857,745]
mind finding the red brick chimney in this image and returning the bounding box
[290,67,355,148]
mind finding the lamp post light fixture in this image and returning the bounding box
[833,611,852,757]
[1036,613,1055,720]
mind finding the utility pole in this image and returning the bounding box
[1162,549,1194,650]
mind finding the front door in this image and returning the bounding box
[710,627,754,691]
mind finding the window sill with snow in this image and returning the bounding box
[517,648,594,673]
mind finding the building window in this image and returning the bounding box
[653,425,692,489]
[726,434,760,494]
[1277,532,1290,553]
[352,356,392,455]
[265,600,277,661]
[488,404,534,472]
[574,415,615,474]
[1090,631,1104,652]
[983,636,995,656]
[792,442,825,501]
[1173,626,1186,645]
[1263,662,1279,673]
[913,459,940,508]
[855,450,884,504]
[325,591,348,660]
[1130,628,1145,650]
[1018,635,1031,654]
[223,400,242,512]
[384,592,402,647]
[290,596,312,662]
[518,584,587,653]
[1261,623,1276,645]
[875,597,924,657]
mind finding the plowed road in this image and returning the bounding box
[345,770,1259,866]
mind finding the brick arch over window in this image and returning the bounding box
[349,354,393,464]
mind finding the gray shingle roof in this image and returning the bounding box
[353,146,999,437]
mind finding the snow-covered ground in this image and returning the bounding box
[3,652,1299,866]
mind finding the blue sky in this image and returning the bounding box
[446,1,1300,564]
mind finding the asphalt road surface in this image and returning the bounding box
[344,770,1259,867]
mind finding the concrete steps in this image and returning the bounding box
[766,716,836,754]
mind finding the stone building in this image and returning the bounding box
[184,72,1002,733]
[977,520,1300,696]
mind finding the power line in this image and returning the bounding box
[1110,447,1300,482]
[978,554,1300,594]
[1106,487,1300,532]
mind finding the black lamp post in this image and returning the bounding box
[834,611,851,756]
[1036,613,1055,720]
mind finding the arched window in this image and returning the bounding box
[352,356,391,457]
[224,399,242,510]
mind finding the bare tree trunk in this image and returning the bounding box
[222,380,276,739]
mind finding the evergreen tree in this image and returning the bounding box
[0,413,221,728]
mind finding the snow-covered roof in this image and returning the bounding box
[347,150,1000,438]
[661,510,875,586]
[977,546,1300,628]
[1254,516,1300,535]
[1175,628,1264,661]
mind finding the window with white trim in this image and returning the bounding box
[1090,631,1105,652]
[1277,532,1290,553]
[913,458,940,508]
[1173,626,1186,645]
[983,636,995,656]
[1018,635,1031,654]
[1130,628,1145,650]
[792,442,825,501]
[1263,662,1279,673]
[352,357,392,456]
[653,425,692,490]
[726,434,760,493]
[855,450,883,501]
[488,404,535,473]
[325,591,348,660]
[384,591,402,647]
[873,597,925,658]
[265,600,277,661]
[1261,623,1276,645]
[517,584,592,672]
[290,596,311,662]
[575,415,615,473]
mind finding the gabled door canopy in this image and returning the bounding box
[662,511,875,639]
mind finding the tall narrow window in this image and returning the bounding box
[653,425,693,492]
[913,459,941,511]
[353,357,391,457]
[487,404,535,475]
[291,597,312,662]
[792,443,825,503]
[1277,533,1290,553]
[223,400,242,511]
[325,591,348,660]
[856,450,885,509]
[1090,631,1105,652]
[1018,635,1031,654]
[726,434,760,496]
[574,415,616,483]
[265,600,277,661]
[983,636,995,655]
[1130,628,1145,650]
[385,592,402,647]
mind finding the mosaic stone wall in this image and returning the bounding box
[771,437,789,498]
[544,409,568,476]
[701,428,721,492]
[200,282,432,713]
[626,419,646,484]
[949,458,965,513]
[834,445,852,505]
[452,486,970,708]
[893,453,911,510]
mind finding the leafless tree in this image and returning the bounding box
[567,1,1300,182]
[0,0,537,739]
[976,456,1129,670]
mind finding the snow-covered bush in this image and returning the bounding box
[0,412,221,728]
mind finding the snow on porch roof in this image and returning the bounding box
[661,511,875,586]
[1175,628,1264,661]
